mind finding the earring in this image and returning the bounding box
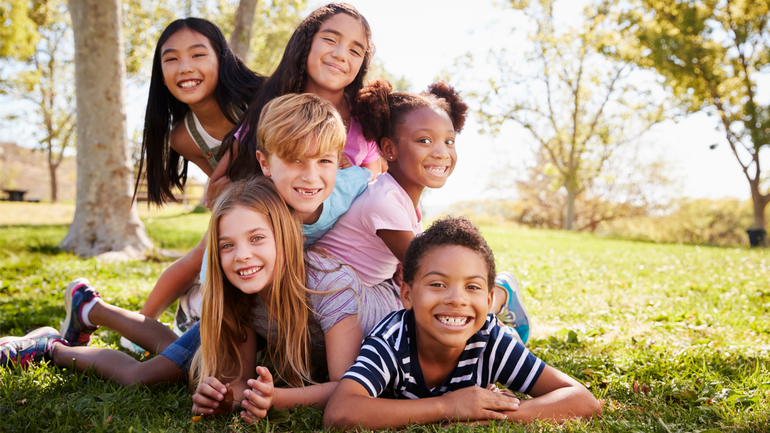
[389,156,393,160]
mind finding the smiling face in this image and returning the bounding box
[401,245,494,353]
[383,107,457,203]
[304,13,366,96]
[217,206,277,299]
[256,140,338,225]
[160,27,219,106]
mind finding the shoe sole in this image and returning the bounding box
[497,271,531,325]
[60,278,90,343]
[0,326,59,346]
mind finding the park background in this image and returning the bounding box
[1,0,769,431]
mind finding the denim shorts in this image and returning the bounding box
[159,322,200,375]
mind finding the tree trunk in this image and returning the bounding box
[230,0,258,61]
[563,186,577,231]
[749,178,768,248]
[49,160,58,203]
[61,0,152,259]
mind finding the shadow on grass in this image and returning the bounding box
[0,297,63,336]
[26,243,63,255]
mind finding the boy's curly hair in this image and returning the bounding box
[403,216,496,292]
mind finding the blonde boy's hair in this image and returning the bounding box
[257,93,347,162]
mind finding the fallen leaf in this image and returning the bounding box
[224,385,234,403]
[106,415,112,424]
[15,399,27,406]
[191,416,202,423]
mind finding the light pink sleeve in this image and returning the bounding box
[362,189,415,234]
[359,139,381,164]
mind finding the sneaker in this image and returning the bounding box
[495,271,531,344]
[173,280,202,336]
[0,327,68,368]
[60,278,101,346]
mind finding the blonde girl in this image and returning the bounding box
[188,177,368,422]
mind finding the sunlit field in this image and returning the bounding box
[1,210,768,432]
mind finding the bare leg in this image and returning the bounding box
[51,344,185,386]
[88,301,178,355]
[492,286,507,314]
[140,237,206,320]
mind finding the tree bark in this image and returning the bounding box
[61,0,152,259]
[563,185,577,231]
[230,0,258,62]
[49,157,58,203]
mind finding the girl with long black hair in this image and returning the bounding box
[207,2,381,201]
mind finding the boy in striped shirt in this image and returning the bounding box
[324,217,601,429]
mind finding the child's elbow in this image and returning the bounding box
[577,390,602,419]
[323,402,357,431]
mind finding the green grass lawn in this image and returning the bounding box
[1,212,768,432]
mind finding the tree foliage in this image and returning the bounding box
[508,143,675,231]
[460,0,670,230]
[0,0,75,202]
[609,0,770,232]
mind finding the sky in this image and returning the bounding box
[4,0,768,215]
[328,0,769,215]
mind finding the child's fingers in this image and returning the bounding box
[242,388,272,411]
[482,410,510,421]
[241,395,269,419]
[255,365,273,383]
[483,395,519,412]
[240,411,256,424]
[247,377,273,395]
[192,393,220,414]
[196,381,226,401]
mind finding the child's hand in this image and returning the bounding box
[240,366,276,423]
[441,385,520,422]
[486,383,518,399]
[192,377,233,416]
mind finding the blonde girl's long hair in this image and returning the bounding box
[190,176,313,389]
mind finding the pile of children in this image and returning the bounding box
[0,3,601,428]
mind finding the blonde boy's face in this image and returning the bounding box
[401,245,494,353]
[256,140,338,225]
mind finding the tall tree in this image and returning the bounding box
[459,0,669,230]
[611,0,770,235]
[0,0,76,202]
[230,0,258,61]
[62,0,152,258]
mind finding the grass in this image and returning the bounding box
[1,211,768,432]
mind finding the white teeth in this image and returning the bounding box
[179,80,201,88]
[296,189,320,196]
[437,316,469,326]
[426,166,447,174]
[238,267,262,276]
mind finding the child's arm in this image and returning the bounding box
[324,379,520,430]
[502,365,602,423]
[239,314,363,423]
[169,123,215,177]
[376,229,414,263]
[191,326,259,416]
[361,158,381,179]
[139,236,206,320]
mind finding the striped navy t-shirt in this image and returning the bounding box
[342,309,545,399]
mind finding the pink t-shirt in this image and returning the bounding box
[344,116,381,166]
[313,173,422,287]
